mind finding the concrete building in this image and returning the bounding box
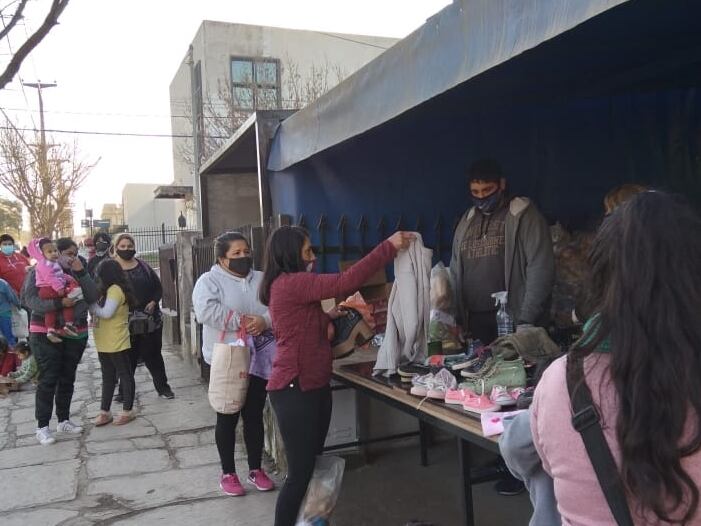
[100,203,124,228]
[122,184,184,229]
[163,21,398,229]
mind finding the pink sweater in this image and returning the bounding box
[27,239,66,292]
[532,355,701,525]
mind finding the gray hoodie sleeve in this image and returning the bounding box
[192,274,240,332]
[517,206,555,325]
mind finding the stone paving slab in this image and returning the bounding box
[10,406,36,424]
[0,440,80,469]
[0,459,80,511]
[87,448,171,479]
[146,406,214,434]
[2,508,80,526]
[87,465,221,510]
[174,444,223,468]
[86,417,157,441]
[85,438,137,454]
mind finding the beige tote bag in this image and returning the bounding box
[208,311,251,414]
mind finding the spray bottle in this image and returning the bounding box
[491,291,513,337]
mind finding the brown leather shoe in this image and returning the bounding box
[113,411,136,426]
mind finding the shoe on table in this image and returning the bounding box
[331,307,374,359]
[398,363,431,383]
[93,411,113,427]
[426,368,458,400]
[220,473,246,496]
[159,388,175,399]
[36,426,55,445]
[490,385,524,408]
[409,373,434,397]
[460,357,527,395]
[451,340,485,370]
[445,388,473,405]
[495,473,526,496]
[462,390,500,415]
[57,420,83,434]
[460,349,495,377]
[248,469,275,491]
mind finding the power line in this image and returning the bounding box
[0,125,228,139]
[315,31,391,50]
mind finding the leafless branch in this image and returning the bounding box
[0,0,70,90]
[0,0,29,41]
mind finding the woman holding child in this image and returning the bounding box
[21,237,98,446]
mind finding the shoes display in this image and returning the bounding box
[460,349,496,378]
[398,363,431,383]
[426,368,457,400]
[490,386,524,407]
[459,357,527,395]
[462,390,499,415]
[220,473,246,496]
[452,340,485,370]
[331,307,374,359]
[409,373,434,397]
[445,388,472,405]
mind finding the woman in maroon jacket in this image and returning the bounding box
[260,226,413,526]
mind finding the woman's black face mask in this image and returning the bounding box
[228,256,252,276]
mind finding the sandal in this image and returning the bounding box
[113,411,136,426]
[94,411,113,426]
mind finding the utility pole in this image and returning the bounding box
[22,81,57,160]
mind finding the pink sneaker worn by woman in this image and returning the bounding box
[220,473,246,496]
[248,469,275,491]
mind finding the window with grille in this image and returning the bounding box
[230,57,281,110]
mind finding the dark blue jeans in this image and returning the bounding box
[0,314,16,346]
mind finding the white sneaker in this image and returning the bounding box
[36,426,55,446]
[56,420,83,434]
[426,368,458,400]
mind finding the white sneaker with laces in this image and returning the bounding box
[36,426,55,445]
[426,368,458,399]
[57,420,83,434]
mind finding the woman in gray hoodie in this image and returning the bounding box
[192,231,275,498]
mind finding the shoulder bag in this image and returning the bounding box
[567,355,634,526]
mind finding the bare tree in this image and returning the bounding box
[0,0,71,90]
[0,120,97,237]
[0,196,22,236]
[176,58,346,171]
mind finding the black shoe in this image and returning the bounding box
[397,363,431,382]
[330,308,373,359]
[114,393,124,403]
[495,473,526,496]
[159,388,175,399]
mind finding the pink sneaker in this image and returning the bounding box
[220,473,246,496]
[445,388,473,405]
[247,469,275,491]
[462,391,500,415]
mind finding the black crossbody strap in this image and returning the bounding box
[567,355,634,526]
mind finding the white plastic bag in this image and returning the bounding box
[295,455,346,526]
[429,263,460,350]
[11,307,28,340]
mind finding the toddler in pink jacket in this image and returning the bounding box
[28,238,83,343]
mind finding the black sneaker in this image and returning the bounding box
[159,389,175,400]
[397,363,431,382]
[331,308,373,359]
[495,473,526,496]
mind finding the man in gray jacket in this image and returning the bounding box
[450,159,554,344]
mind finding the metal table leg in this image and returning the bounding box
[419,420,429,467]
[458,437,475,526]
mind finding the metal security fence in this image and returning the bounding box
[121,225,195,268]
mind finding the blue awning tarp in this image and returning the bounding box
[268,0,629,171]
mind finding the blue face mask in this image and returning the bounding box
[1,245,14,256]
[472,189,504,215]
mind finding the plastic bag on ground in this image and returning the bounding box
[428,263,461,351]
[295,455,346,526]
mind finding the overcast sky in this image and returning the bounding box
[0,0,450,231]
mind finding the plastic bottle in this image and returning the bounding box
[491,291,514,337]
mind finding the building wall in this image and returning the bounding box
[122,184,182,229]
[204,172,260,237]
[170,22,398,188]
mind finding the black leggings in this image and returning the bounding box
[269,381,332,526]
[129,327,171,394]
[215,374,268,474]
[98,350,135,412]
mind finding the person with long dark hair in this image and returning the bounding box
[91,259,138,426]
[193,231,275,496]
[113,233,174,400]
[260,226,413,526]
[531,191,701,524]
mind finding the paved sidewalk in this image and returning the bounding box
[0,342,279,525]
